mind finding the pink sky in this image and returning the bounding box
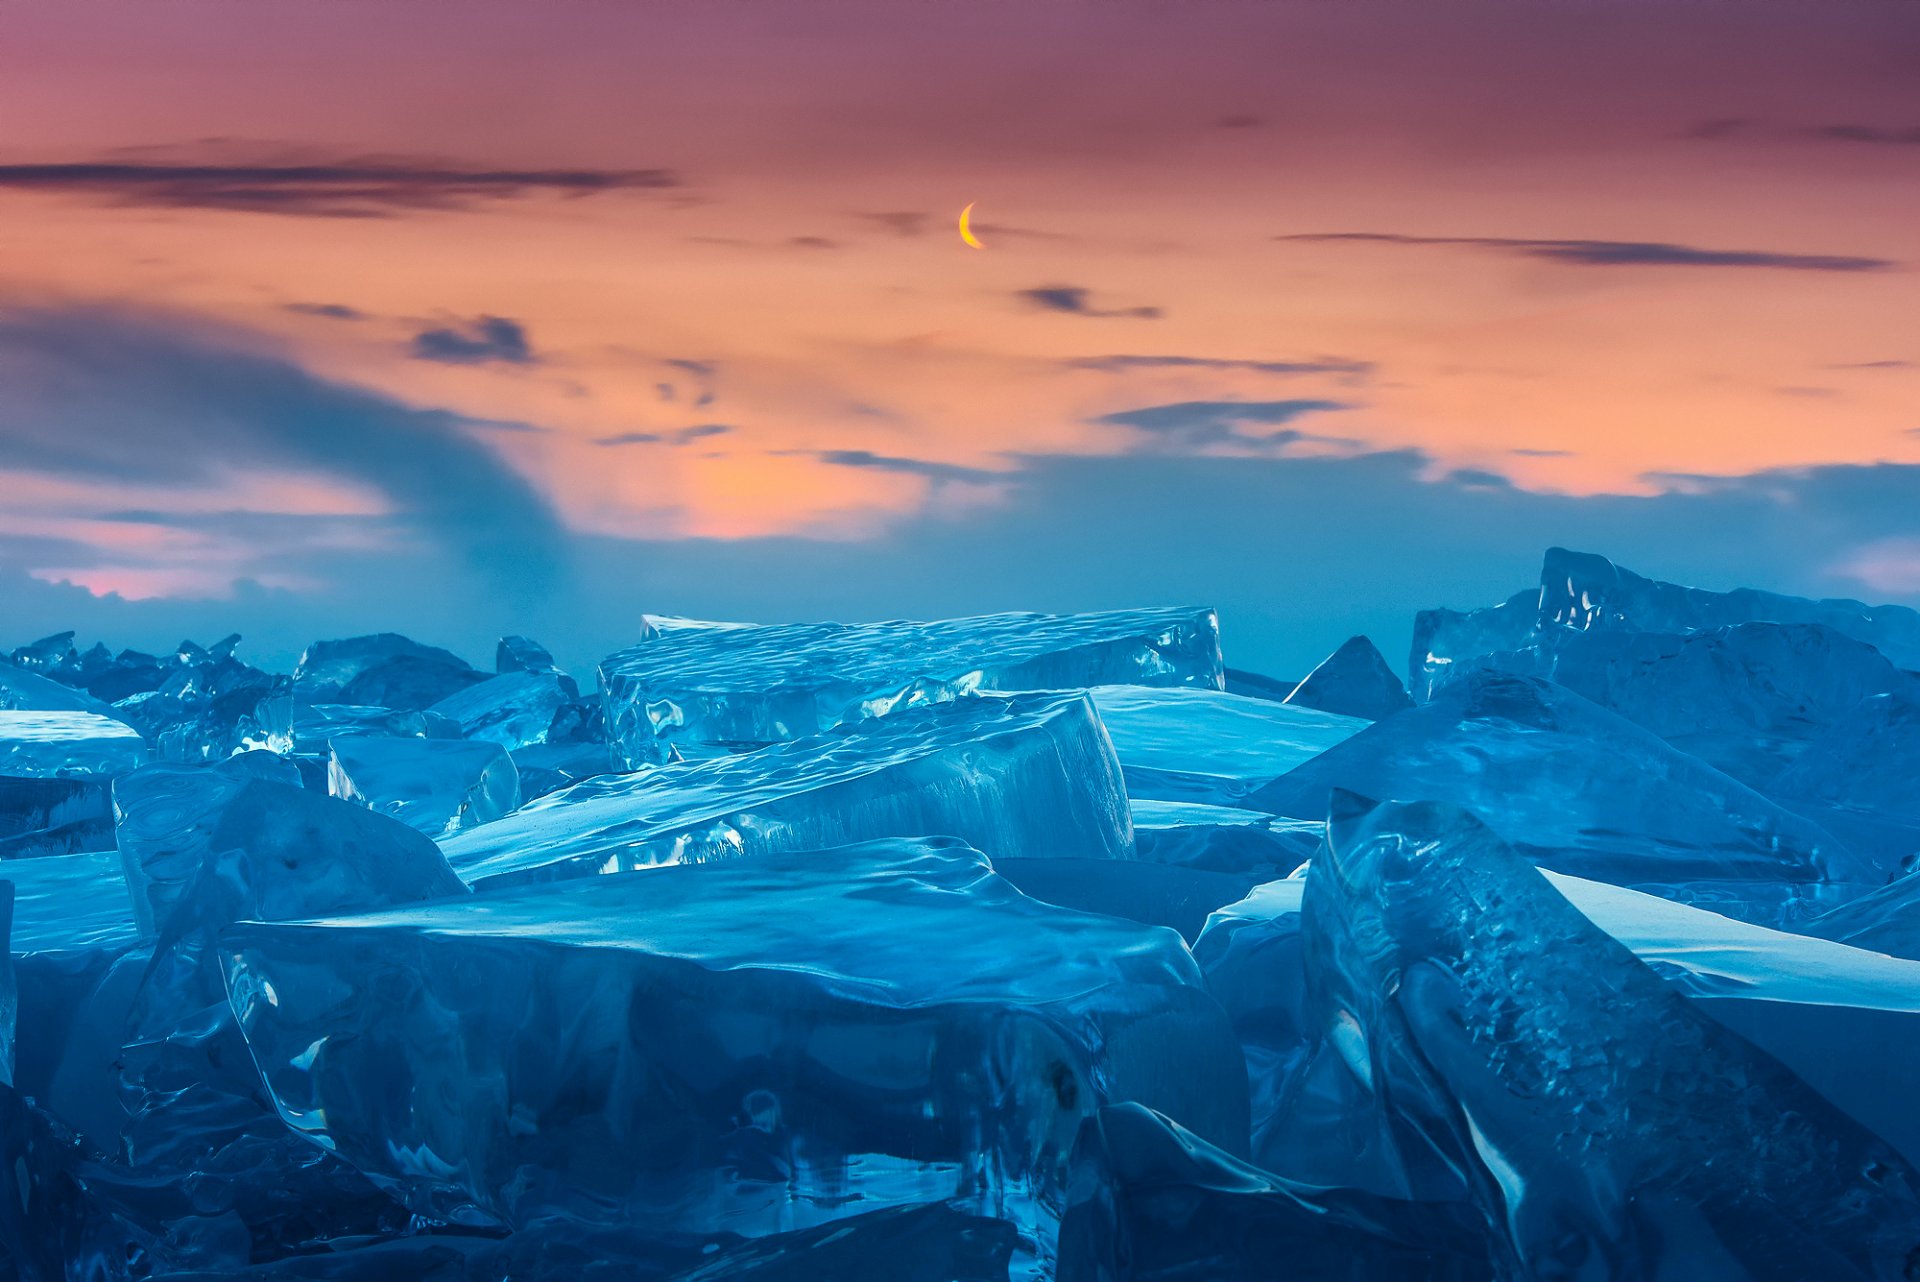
[1,1,1916,615]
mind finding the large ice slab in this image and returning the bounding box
[442,691,1132,890]
[599,606,1223,768]
[1201,866,1920,1176]
[327,736,520,839]
[223,838,1249,1247]
[0,711,147,779]
[1088,686,1364,806]
[1292,792,1920,1277]
[1247,670,1871,921]
[1438,621,1916,793]
[1408,587,1538,703]
[115,761,468,940]
[3,849,136,958]
[1281,635,1411,721]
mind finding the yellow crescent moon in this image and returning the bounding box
[959,202,984,250]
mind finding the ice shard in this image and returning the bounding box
[327,736,521,838]
[1408,587,1538,703]
[1088,685,1364,806]
[425,671,580,749]
[222,838,1250,1248]
[599,606,1223,768]
[0,661,122,716]
[1057,1103,1489,1282]
[1,711,148,858]
[1247,670,1872,920]
[1296,792,1920,1279]
[495,634,563,676]
[1281,635,1412,721]
[292,634,484,710]
[442,691,1132,890]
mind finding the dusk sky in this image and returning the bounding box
[3,1,1918,678]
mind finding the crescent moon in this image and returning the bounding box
[958,202,984,250]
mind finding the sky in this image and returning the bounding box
[1,0,1917,680]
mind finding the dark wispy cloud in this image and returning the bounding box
[0,152,675,218]
[809,449,1005,485]
[1511,447,1574,458]
[856,211,929,238]
[411,315,536,365]
[284,302,366,321]
[1217,114,1264,129]
[1815,124,1920,147]
[596,424,734,448]
[0,305,563,586]
[1066,353,1373,378]
[1091,398,1350,453]
[1446,468,1515,490]
[789,235,838,250]
[1831,359,1913,370]
[1019,286,1163,319]
[1278,232,1894,273]
[1776,385,1838,399]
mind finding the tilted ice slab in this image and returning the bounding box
[1200,866,1920,1175]
[1247,670,1870,922]
[1285,794,1920,1278]
[223,838,1249,1245]
[2,849,137,958]
[1088,686,1364,806]
[1434,621,1916,794]
[442,691,1133,890]
[0,710,147,779]
[328,736,521,839]
[425,671,578,750]
[599,606,1223,768]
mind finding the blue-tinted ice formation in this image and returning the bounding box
[8,559,1920,1278]
[441,689,1130,889]
[223,838,1247,1253]
[599,606,1223,767]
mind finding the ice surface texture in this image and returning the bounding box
[223,838,1248,1246]
[599,606,1223,767]
[1297,792,1920,1279]
[443,690,1131,889]
[1088,685,1364,805]
[1248,669,1868,921]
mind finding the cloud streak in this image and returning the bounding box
[596,424,734,447]
[0,154,676,217]
[1091,398,1350,453]
[1066,353,1373,378]
[411,316,536,365]
[1278,232,1894,272]
[1019,286,1162,319]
